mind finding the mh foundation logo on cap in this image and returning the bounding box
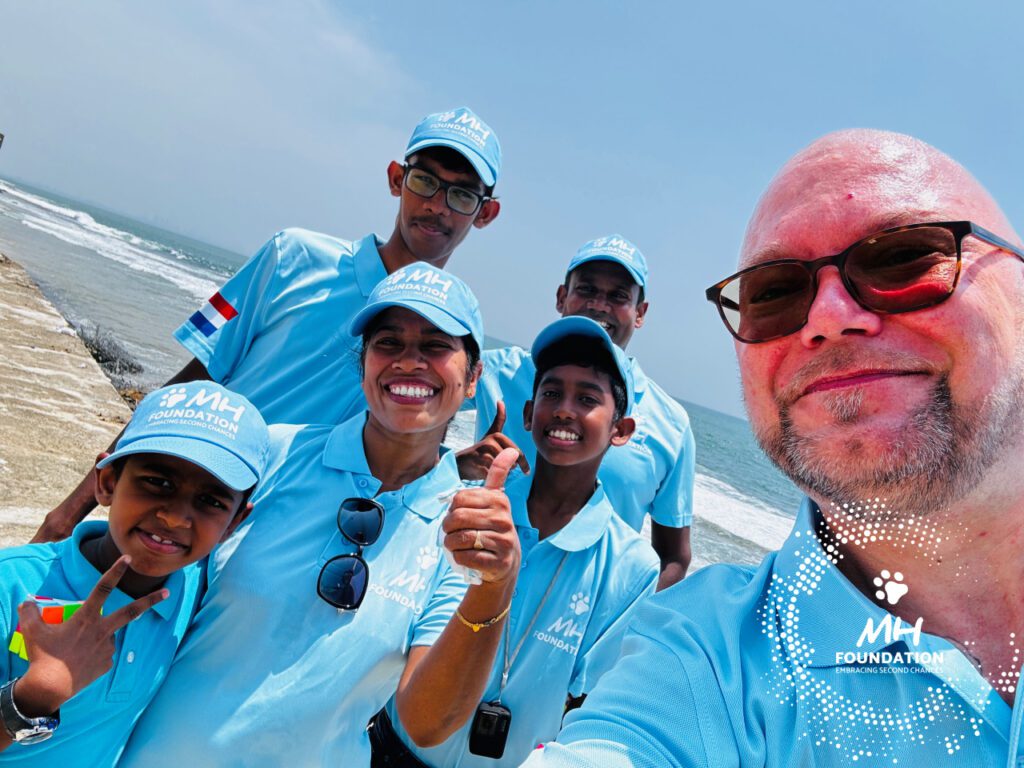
[405,106,502,187]
[349,263,484,350]
[97,381,269,491]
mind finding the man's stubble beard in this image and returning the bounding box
[756,363,1024,518]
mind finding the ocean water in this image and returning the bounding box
[0,176,802,569]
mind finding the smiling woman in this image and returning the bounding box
[117,264,521,768]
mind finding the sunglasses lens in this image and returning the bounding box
[318,555,368,610]
[720,263,814,342]
[405,169,440,198]
[846,227,959,312]
[337,498,384,547]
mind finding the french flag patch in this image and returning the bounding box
[188,292,238,337]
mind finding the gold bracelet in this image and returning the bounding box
[455,603,511,633]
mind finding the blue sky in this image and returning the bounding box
[2,0,1022,416]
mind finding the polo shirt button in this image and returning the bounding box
[126,651,135,664]
[358,479,368,488]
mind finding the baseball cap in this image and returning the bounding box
[405,107,501,188]
[97,381,269,492]
[566,234,648,289]
[530,316,635,416]
[349,262,484,351]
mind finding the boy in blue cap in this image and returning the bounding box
[460,235,696,589]
[40,107,502,542]
[0,381,268,766]
[371,316,659,768]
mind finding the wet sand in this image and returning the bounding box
[0,252,129,546]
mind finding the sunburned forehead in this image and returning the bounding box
[739,129,1019,269]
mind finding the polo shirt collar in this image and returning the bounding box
[510,473,612,552]
[66,520,187,622]
[628,357,649,399]
[322,411,461,522]
[323,412,372,475]
[353,233,388,297]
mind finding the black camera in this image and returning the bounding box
[469,700,512,758]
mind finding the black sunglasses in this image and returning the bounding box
[705,221,1024,343]
[317,497,385,611]
[403,165,489,216]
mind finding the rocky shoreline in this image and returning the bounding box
[0,252,131,546]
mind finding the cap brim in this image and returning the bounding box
[567,254,646,289]
[404,138,496,187]
[349,299,474,341]
[97,436,258,492]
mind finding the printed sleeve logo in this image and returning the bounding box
[873,570,908,605]
[189,291,238,338]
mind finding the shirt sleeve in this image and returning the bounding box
[649,407,696,529]
[172,230,290,382]
[524,614,733,768]
[409,560,470,648]
[569,548,658,696]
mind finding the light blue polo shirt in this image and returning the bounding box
[174,229,388,424]
[119,414,470,767]
[524,499,1024,768]
[0,521,198,767]
[473,347,696,530]
[388,470,659,767]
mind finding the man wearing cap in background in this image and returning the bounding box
[37,107,502,543]
[459,235,696,589]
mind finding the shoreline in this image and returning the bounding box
[0,252,130,546]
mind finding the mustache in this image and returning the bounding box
[776,345,940,407]
[412,216,450,234]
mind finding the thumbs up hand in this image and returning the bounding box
[442,448,521,586]
[455,401,531,482]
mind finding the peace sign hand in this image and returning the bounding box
[12,556,167,717]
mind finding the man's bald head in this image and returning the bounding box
[741,129,1021,271]
[733,128,1024,516]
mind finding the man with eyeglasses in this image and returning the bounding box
[523,130,1024,767]
[35,107,501,543]
[457,235,696,589]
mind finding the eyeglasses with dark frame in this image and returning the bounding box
[316,497,385,611]
[403,165,490,216]
[705,221,1024,344]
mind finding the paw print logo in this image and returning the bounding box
[159,387,188,408]
[569,593,590,616]
[416,546,439,571]
[873,570,909,606]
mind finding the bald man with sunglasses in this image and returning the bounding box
[524,130,1024,767]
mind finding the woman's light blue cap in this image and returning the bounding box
[97,381,269,492]
[349,263,485,351]
[530,316,635,416]
[566,234,648,289]
[405,107,501,188]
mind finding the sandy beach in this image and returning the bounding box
[0,252,130,546]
